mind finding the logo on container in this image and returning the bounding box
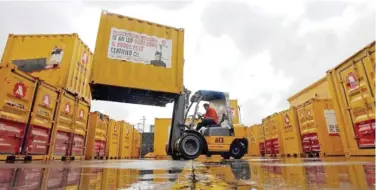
[82,52,88,64]
[64,103,71,113]
[43,95,50,106]
[126,128,130,136]
[347,72,358,89]
[79,110,84,119]
[114,125,117,132]
[13,82,27,99]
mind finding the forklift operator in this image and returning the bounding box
[195,103,219,131]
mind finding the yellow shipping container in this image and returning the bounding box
[131,130,141,158]
[119,121,133,159]
[297,99,344,156]
[248,125,261,156]
[263,113,284,156]
[85,112,109,159]
[106,119,120,159]
[90,11,185,106]
[230,99,240,124]
[279,108,303,157]
[288,77,331,107]
[154,118,171,157]
[79,168,103,190]
[327,41,375,156]
[1,33,93,102]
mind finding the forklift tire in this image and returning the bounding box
[171,152,182,160]
[179,133,202,160]
[230,141,246,159]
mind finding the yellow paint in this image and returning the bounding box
[1,33,93,102]
[101,168,117,190]
[79,168,103,190]
[279,108,303,156]
[263,113,285,155]
[233,124,247,138]
[106,119,120,159]
[297,99,344,156]
[131,129,141,158]
[119,121,133,159]
[0,65,38,124]
[73,99,90,136]
[327,41,375,156]
[154,118,171,157]
[288,77,331,107]
[91,11,184,95]
[248,125,261,156]
[230,99,240,124]
[85,112,109,159]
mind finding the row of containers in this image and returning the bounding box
[247,41,375,157]
[0,64,142,162]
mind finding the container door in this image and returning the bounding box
[71,134,85,156]
[56,92,76,133]
[0,68,37,154]
[339,61,375,149]
[24,83,58,155]
[304,102,321,152]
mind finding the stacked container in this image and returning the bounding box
[71,98,90,160]
[85,112,109,160]
[1,33,93,103]
[259,123,266,156]
[106,119,120,159]
[263,114,284,156]
[279,108,304,157]
[297,99,344,156]
[327,41,375,156]
[132,130,142,158]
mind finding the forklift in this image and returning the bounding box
[166,89,248,160]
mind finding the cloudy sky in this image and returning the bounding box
[0,0,374,128]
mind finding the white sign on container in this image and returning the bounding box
[107,27,172,68]
[324,109,340,135]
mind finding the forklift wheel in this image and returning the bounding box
[171,152,182,160]
[230,141,246,159]
[179,133,202,160]
[220,153,231,160]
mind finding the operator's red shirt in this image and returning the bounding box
[205,108,219,124]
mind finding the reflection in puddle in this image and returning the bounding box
[0,157,373,189]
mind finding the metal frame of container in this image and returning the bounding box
[90,10,185,107]
[106,119,120,159]
[279,108,304,157]
[70,98,90,161]
[326,41,375,156]
[85,112,109,160]
[1,33,93,103]
[263,113,285,157]
[296,99,344,157]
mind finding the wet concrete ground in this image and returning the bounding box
[0,156,374,189]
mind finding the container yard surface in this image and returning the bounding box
[0,157,373,189]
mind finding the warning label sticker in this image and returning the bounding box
[324,109,340,135]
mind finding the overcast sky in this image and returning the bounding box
[0,0,374,127]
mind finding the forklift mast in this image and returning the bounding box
[167,88,191,156]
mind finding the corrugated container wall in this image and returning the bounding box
[288,77,331,107]
[263,114,284,156]
[106,119,120,159]
[279,108,303,157]
[1,34,93,102]
[248,125,261,156]
[85,112,108,159]
[0,66,37,156]
[230,99,240,124]
[90,11,185,106]
[327,41,375,156]
[297,99,344,156]
[259,123,266,156]
[154,118,171,157]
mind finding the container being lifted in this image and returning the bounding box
[90,10,185,107]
